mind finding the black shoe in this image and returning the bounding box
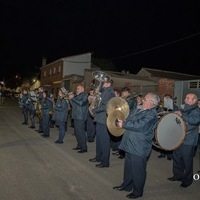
[167,177,182,181]
[112,148,118,151]
[180,183,191,188]
[38,131,43,133]
[55,140,63,144]
[113,186,131,191]
[95,163,109,168]
[88,140,94,143]
[158,154,165,158]
[126,192,142,199]
[118,155,125,159]
[89,158,100,162]
[41,134,49,138]
[112,151,120,156]
[22,122,28,125]
[72,147,81,150]
[113,186,122,190]
[29,126,35,129]
[77,149,87,153]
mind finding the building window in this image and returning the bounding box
[49,69,52,76]
[64,80,70,91]
[53,67,56,75]
[189,81,200,88]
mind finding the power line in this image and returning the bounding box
[107,32,200,62]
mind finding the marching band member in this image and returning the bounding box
[117,87,137,159]
[49,93,56,128]
[167,93,200,188]
[89,79,115,168]
[19,88,29,125]
[52,87,69,144]
[113,92,160,199]
[28,90,37,129]
[69,84,89,153]
[86,88,96,143]
[40,90,53,138]
[35,86,44,133]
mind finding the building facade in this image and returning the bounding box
[40,52,92,96]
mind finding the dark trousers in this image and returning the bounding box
[38,118,43,132]
[29,110,36,127]
[110,134,122,150]
[121,153,147,197]
[42,114,50,136]
[74,119,87,151]
[96,122,110,166]
[172,144,195,185]
[86,113,96,141]
[56,120,67,142]
[22,107,28,123]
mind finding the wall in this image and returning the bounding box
[63,52,91,76]
[158,78,175,99]
[174,80,200,107]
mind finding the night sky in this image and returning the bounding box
[1,0,200,82]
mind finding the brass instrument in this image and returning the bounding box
[35,102,42,119]
[89,71,111,117]
[49,110,53,116]
[106,97,129,137]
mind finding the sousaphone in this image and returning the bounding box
[106,97,129,137]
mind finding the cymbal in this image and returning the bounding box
[107,97,129,118]
[107,110,125,137]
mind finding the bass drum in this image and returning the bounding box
[154,113,186,151]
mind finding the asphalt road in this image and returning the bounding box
[0,98,200,200]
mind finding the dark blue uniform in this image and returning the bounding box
[41,97,53,137]
[69,92,89,151]
[52,97,68,143]
[19,92,29,124]
[172,103,200,187]
[92,86,115,167]
[118,107,158,197]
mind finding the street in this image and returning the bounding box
[0,98,200,200]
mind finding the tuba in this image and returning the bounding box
[89,71,111,117]
[106,97,130,137]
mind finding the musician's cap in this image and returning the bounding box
[105,79,113,84]
[60,87,68,95]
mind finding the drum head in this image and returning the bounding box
[155,113,186,151]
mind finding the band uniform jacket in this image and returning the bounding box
[19,93,29,109]
[119,107,158,157]
[93,86,115,125]
[69,92,89,121]
[52,98,68,123]
[181,104,200,146]
[41,97,53,116]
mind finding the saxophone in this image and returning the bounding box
[35,102,42,119]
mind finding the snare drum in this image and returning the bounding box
[154,113,186,151]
